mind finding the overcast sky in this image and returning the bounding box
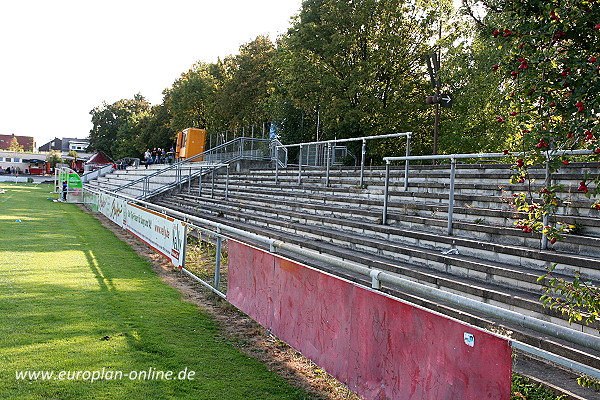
[0,0,302,149]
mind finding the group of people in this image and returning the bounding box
[0,166,22,174]
[144,147,175,168]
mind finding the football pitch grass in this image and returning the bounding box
[0,184,309,399]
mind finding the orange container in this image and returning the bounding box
[176,128,207,161]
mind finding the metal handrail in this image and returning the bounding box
[139,163,229,200]
[381,149,595,244]
[111,137,274,198]
[81,164,114,183]
[276,132,412,187]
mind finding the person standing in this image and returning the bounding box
[62,180,68,201]
[144,149,151,169]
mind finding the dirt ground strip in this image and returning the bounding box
[85,208,361,400]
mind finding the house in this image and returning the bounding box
[0,151,49,174]
[0,134,35,152]
[38,137,89,153]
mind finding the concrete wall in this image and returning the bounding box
[227,240,512,400]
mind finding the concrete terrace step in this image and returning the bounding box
[87,162,214,194]
[153,198,600,372]
[214,166,599,213]
[170,191,600,282]
[181,184,600,261]
[220,174,597,219]
[192,179,600,257]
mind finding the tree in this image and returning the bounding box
[67,150,79,171]
[111,104,176,159]
[468,1,600,387]
[45,150,62,168]
[476,0,600,241]
[88,94,150,158]
[211,36,277,132]
[7,137,24,153]
[274,0,448,157]
[163,63,215,132]
[437,14,514,154]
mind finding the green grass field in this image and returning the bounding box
[0,184,309,400]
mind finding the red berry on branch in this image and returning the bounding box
[510,112,517,116]
[496,117,505,123]
[586,131,595,140]
[503,149,509,155]
[589,57,598,63]
[562,160,569,165]
[595,24,600,29]
[595,148,600,154]
[550,237,557,244]
[492,64,499,70]
[503,29,511,37]
[493,29,500,37]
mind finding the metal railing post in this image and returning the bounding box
[211,168,215,198]
[360,139,366,187]
[187,167,192,193]
[214,229,222,289]
[326,142,331,187]
[298,145,303,185]
[275,146,280,184]
[198,170,203,197]
[541,157,551,250]
[225,165,230,201]
[382,161,391,225]
[404,134,411,191]
[447,156,457,236]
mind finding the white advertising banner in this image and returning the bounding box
[95,192,186,268]
[124,203,186,268]
[98,192,126,228]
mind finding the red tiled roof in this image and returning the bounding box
[86,151,113,165]
[0,135,35,151]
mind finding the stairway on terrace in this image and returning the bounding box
[153,161,600,399]
[85,162,210,198]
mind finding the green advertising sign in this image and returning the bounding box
[67,173,82,188]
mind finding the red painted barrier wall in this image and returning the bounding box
[227,240,512,400]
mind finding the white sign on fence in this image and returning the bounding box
[125,203,186,268]
[98,192,126,227]
[94,191,186,268]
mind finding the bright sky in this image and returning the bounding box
[0,0,303,149]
